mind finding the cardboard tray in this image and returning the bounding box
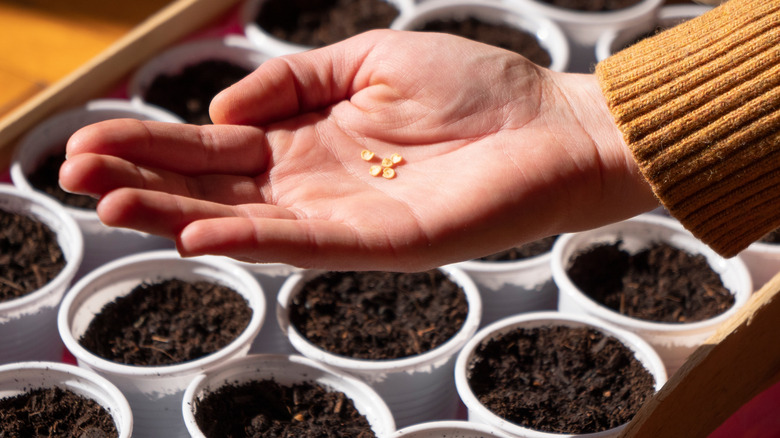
[0,0,243,171]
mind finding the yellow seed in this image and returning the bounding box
[381,157,393,168]
[360,150,375,161]
[390,153,403,164]
[369,165,383,177]
[382,167,396,179]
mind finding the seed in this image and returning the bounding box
[382,167,396,179]
[390,153,403,164]
[360,150,375,161]
[381,157,393,168]
[369,165,383,177]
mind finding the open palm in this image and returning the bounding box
[60,30,655,271]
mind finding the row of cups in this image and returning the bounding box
[0,178,762,437]
[237,0,716,73]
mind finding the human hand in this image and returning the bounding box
[60,30,656,271]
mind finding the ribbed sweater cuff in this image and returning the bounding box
[596,0,780,258]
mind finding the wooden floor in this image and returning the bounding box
[0,0,175,119]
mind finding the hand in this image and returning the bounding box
[60,30,656,271]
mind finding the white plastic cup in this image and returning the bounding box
[182,354,396,437]
[504,0,663,72]
[128,35,270,111]
[10,99,181,278]
[58,250,267,438]
[390,420,512,437]
[455,311,668,438]
[242,0,416,57]
[232,261,300,355]
[551,213,753,376]
[277,266,482,428]
[0,361,133,437]
[738,241,780,291]
[393,0,570,72]
[0,184,83,364]
[595,4,714,61]
[453,247,558,328]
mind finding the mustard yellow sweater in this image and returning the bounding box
[596,0,780,258]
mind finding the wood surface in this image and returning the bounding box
[621,272,780,437]
[0,0,242,170]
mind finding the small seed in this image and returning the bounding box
[360,150,375,161]
[381,157,394,168]
[369,165,383,177]
[382,167,396,179]
[390,153,403,164]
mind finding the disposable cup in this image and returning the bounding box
[277,265,482,428]
[389,420,511,437]
[10,99,180,278]
[551,213,753,376]
[393,0,570,72]
[182,354,396,437]
[455,311,667,437]
[0,361,133,437]
[0,184,83,364]
[58,250,266,438]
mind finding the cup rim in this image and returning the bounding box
[389,419,511,437]
[0,184,83,315]
[241,0,417,57]
[58,250,266,377]
[514,0,665,24]
[551,213,753,333]
[594,3,714,61]
[454,311,667,438]
[181,353,396,437]
[127,35,270,105]
[0,361,133,437]
[277,265,482,373]
[9,98,182,224]
[393,0,570,72]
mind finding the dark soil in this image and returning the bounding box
[0,209,66,303]
[289,270,468,360]
[477,235,559,262]
[27,150,99,210]
[79,278,252,366]
[538,0,644,12]
[0,386,118,438]
[255,0,399,47]
[566,241,735,323]
[143,60,253,125]
[759,228,780,244]
[414,17,552,68]
[467,324,655,434]
[194,379,375,438]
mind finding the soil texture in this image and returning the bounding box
[566,240,735,323]
[28,150,99,210]
[477,235,559,262]
[255,0,399,47]
[467,324,655,434]
[194,379,375,438]
[0,386,118,438]
[289,270,468,359]
[539,0,644,11]
[79,278,252,366]
[144,60,252,125]
[414,17,552,68]
[0,209,66,303]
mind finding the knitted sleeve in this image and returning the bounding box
[596,0,780,258]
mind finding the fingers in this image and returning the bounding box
[210,30,389,126]
[66,119,270,176]
[60,153,267,205]
[96,188,296,240]
[176,216,396,271]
